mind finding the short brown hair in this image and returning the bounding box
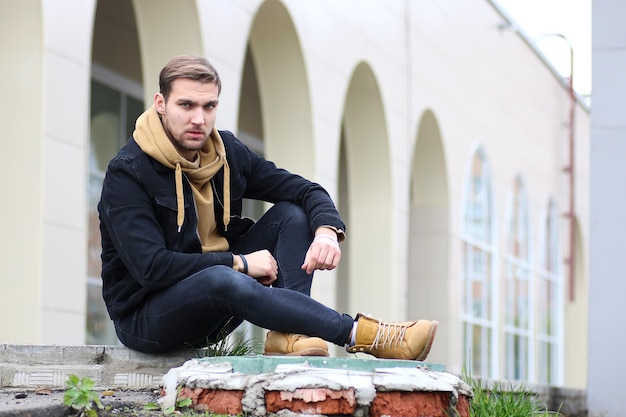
[159,55,221,100]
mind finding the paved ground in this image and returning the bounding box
[0,387,162,417]
[0,344,262,416]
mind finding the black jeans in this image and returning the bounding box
[114,202,354,353]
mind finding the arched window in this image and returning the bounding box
[537,200,562,384]
[461,147,495,378]
[504,176,532,381]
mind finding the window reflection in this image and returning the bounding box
[461,148,494,378]
[87,77,143,345]
[504,176,531,381]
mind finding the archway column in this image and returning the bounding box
[38,0,97,343]
[0,1,46,343]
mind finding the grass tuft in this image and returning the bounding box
[187,319,263,358]
[463,372,562,417]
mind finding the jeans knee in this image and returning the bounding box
[272,201,308,229]
[191,266,254,297]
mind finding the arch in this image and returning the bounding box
[87,0,147,344]
[408,109,450,365]
[340,61,393,318]
[92,0,142,83]
[247,0,314,178]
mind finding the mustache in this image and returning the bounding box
[186,128,207,135]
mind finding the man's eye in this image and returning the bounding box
[181,102,191,108]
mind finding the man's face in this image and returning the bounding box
[154,78,219,161]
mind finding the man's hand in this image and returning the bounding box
[243,249,278,285]
[301,228,341,274]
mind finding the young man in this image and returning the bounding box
[98,55,438,359]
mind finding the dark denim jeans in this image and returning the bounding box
[114,202,354,353]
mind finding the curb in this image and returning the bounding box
[0,344,199,389]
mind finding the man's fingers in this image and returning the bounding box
[301,241,341,273]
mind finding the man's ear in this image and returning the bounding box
[154,93,165,114]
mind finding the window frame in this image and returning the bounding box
[460,146,498,379]
[503,176,533,382]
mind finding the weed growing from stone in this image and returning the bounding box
[63,374,103,417]
[194,320,263,357]
[202,332,262,357]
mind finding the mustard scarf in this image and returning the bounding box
[133,105,231,252]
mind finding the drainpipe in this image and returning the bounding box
[565,41,575,302]
[566,41,576,301]
[542,33,576,301]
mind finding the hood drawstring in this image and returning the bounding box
[175,163,184,232]
[222,155,231,231]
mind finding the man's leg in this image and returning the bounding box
[114,265,354,354]
[232,202,343,355]
[231,202,314,295]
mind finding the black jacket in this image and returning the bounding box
[98,130,345,320]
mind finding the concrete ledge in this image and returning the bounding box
[0,344,199,389]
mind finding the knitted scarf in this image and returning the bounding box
[133,105,231,252]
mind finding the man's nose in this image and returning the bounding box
[191,108,205,124]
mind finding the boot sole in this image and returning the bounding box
[416,321,438,361]
[263,348,330,357]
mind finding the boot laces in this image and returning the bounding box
[371,319,410,349]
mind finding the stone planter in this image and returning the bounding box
[160,356,472,417]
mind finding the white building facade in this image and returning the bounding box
[0,0,589,390]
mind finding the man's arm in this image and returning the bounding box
[222,132,346,236]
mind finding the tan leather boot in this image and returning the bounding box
[346,313,438,360]
[263,331,329,356]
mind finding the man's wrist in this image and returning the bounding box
[238,254,248,275]
[232,254,241,272]
[317,225,345,242]
[314,234,339,245]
